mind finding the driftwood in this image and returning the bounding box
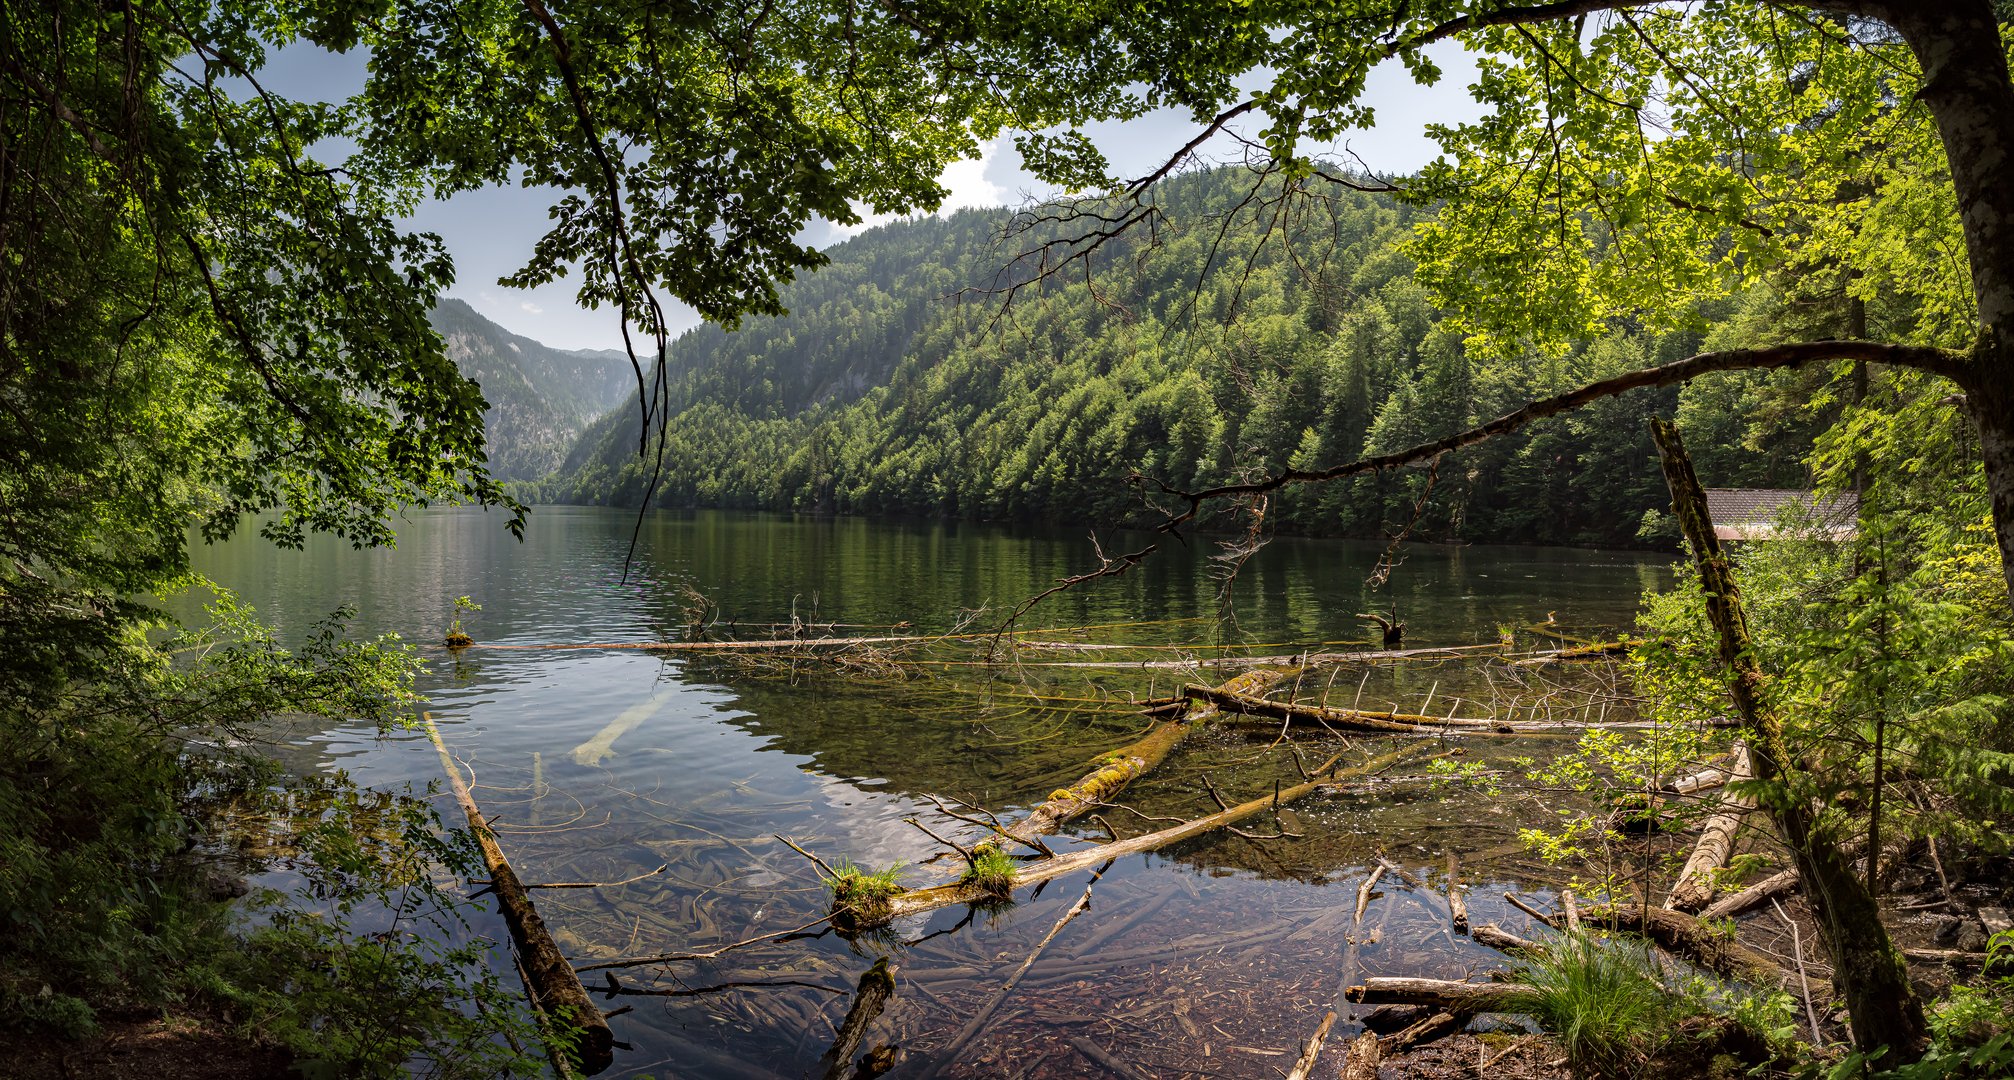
[1448,853,1469,933]
[1355,864,1387,925]
[819,959,895,1080]
[423,713,614,1074]
[1339,1029,1382,1080]
[864,744,1425,927]
[1699,869,1799,921]
[1283,1011,1336,1080]
[1192,684,1668,736]
[1380,1010,1466,1054]
[1471,923,1541,956]
[1001,666,1299,847]
[1065,1035,1151,1080]
[1587,903,1813,993]
[1345,977,1535,1011]
[1666,743,1756,912]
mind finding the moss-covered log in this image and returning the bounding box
[1000,665,1298,846]
[856,743,1424,928]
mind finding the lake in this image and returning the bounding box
[187,506,1675,1079]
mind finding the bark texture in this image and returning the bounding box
[424,714,615,1074]
[1653,420,1926,1058]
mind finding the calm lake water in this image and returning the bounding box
[188,507,1675,1079]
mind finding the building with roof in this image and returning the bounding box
[1704,489,1859,542]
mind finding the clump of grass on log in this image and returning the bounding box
[958,843,1017,900]
[826,862,904,930]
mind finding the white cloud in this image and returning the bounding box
[827,140,1009,239]
[521,301,544,314]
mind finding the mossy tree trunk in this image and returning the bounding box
[1650,419,1928,1062]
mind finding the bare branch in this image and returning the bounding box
[1140,340,1969,530]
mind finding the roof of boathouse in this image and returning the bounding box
[1705,488,1859,541]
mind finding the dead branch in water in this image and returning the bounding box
[819,959,896,1080]
[918,861,1114,1078]
[849,743,1426,928]
[422,713,613,1074]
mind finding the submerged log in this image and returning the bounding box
[1380,1010,1466,1054]
[1002,666,1299,847]
[819,959,895,1080]
[1283,1010,1336,1080]
[1699,869,1799,922]
[865,744,1426,927]
[1345,977,1535,1011]
[423,713,614,1074]
[1666,744,1756,912]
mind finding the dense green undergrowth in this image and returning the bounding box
[0,590,540,1078]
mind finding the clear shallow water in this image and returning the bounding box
[186,507,1674,1078]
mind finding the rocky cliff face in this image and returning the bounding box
[429,299,635,481]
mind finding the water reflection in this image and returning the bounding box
[186,508,1672,1078]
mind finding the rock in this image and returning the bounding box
[1979,907,2011,936]
[1955,920,1989,954]
[1932,915,1963,946]
[199,864,249,901]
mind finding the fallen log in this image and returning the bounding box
[1471,922,1541,956]
[1345,977,1535,1011]
[819,959,895,1080]
[423,713,614,1074]
[1699,869,1799,922]
[1065,1035,1151,1080]
[1192,685,1665,736]
[860,744,1426,928]
[1510,639,1643,666]
[1283,1011,1336,1080]
[1002,666,1299,847]
[1380,1010,1465,1054]
[1447,853,1469,933]
[1666,754,1737,796]
[1586,903,1812,993]
[1339,1029,1382,1080]
[1666,744,1755,912]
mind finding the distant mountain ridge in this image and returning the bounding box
[429,299,636,481]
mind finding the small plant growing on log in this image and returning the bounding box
[959,842,1018,900]
[825,861,903,929]
[444,595,479,648]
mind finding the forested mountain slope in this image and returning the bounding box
[548,170,1829,546]
[430,299,636,481]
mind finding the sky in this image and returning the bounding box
[270,43,1483,353]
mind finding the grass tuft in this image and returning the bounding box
[958,843,1018,900]
[1511,930,1673,1078]
[825,861,904,929]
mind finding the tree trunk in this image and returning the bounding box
[866,743,1425,927]
[1651,420,1927,1059]
[1881,0,2014,604]
[1666,744,1755,912]
[1344,977,1533,1011]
